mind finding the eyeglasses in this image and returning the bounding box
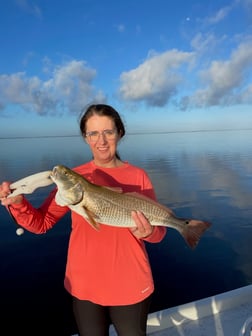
[85,129,118,142]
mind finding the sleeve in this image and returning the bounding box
[143,226,166,243]
[140,170,167,243]
[7,188,69,234]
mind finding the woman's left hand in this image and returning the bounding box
[130,211,153,239]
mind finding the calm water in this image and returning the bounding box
[1,130,252,335]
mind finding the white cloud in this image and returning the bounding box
[180,37,252,108]
[0,60,106,115]
[119,49,194,107]
[191,32,221,55]
[206,6,232,25]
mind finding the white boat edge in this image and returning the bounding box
[146,284,252,335]
[72,284,252,335]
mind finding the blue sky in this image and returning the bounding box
[1,0,252,137]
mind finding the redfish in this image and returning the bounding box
[50,165,211,249]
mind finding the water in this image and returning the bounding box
[1,130,252,335]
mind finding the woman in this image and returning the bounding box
[0,104,166,336]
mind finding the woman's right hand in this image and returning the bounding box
[0,182,23,206]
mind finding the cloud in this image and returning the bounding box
[16,0,42,19]
[205,6,232,25]
[118,49,195,107]
[204,0,252,26]
[180,37,252,109]
[116,24,125,33]
[190,32,221,55]
[0,60,106,115]
[240,0,252,21]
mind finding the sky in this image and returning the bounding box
[0,0,252,137]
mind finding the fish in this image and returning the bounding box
[50,164,211,249]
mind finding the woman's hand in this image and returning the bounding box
[130,210,153,239]
[0,182,23,206]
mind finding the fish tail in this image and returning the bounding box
[181,219,211,249]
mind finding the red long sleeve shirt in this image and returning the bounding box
[9,161,166,305]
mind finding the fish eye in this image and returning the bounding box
[61,168,68,176]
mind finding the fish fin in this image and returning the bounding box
[84,207,101,231]
[181,219,211,249]
[68,204,100,231]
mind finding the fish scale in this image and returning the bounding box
[83,189,179,228]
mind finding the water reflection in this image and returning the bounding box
[0,130,252,333]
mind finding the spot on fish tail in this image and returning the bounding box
[182,219,211,249]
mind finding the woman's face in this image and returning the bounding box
[85,114,121,166]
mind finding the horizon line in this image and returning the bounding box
[0,127,252,140]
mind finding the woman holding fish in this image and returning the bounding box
[0,104,167,336]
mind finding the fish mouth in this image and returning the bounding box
[50,166,58,181]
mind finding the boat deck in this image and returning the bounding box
[73,285,252,336]
[113,285,252,336]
